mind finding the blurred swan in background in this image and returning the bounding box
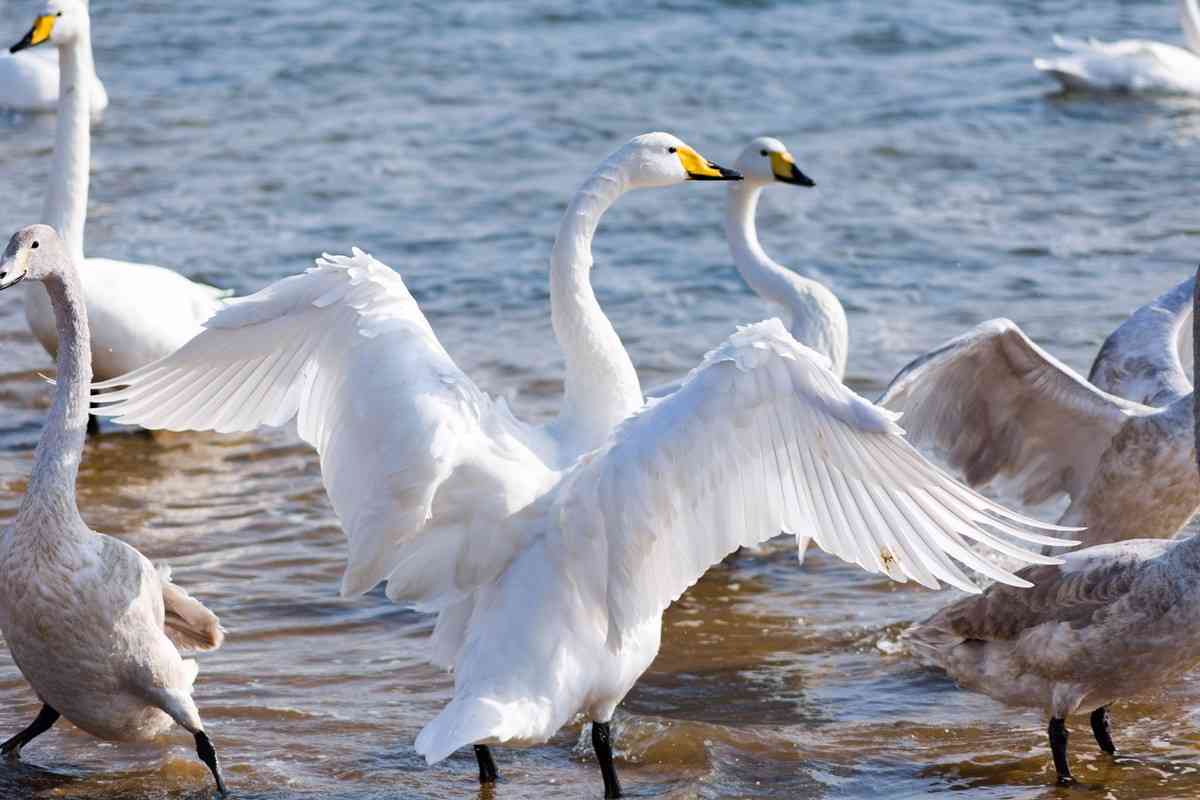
[0,45,106,116]
[905,268,1200,786]
[880,273,1199,549]
[0,226,226,793]
[1034,0,1200,93]
[12,0,226,382]
[92,132,1074,798]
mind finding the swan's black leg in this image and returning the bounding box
[1049,717,1073,784]
[1,704,59,760]
[1090,706,1116,755]
[592,721,622,799]
[87,414,100,435]
[194,731,227,794]
[474,744,498,784]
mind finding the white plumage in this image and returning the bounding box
[14,0,226,381]
[93,133,1074,797]
[725,136,846,380]
[0,46,106,116]
[1034,1,1200,94]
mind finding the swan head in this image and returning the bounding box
[0,225,66,290]
[733,137,815,188]
[617,133,741,189]
[10,0,90,54]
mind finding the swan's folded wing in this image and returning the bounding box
[1088,272,1195,406]
[556,320,1078,651]
[918,538,1171,645]
[95,250,554,602]
[157,565,224,653]
[879,319,1146,506]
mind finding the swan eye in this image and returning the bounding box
[56,11,62,17]
[760,149,769,157]
[31,241,39,249]
[668,147,677,154]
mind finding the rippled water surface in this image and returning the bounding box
[2,0,1200,797]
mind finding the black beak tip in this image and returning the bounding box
[720,166,743,181]
[792,166,815,187]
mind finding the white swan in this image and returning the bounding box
[0,225,226,793]
[879,273,1198,549]
[0,38,106,116]
[905,270,1200,784]
[727,136,847,379]
[1034,0,1200,93]
[91,133,1074,798]
[12,0,226,381]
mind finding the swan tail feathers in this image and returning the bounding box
[415,696,554,765]
[415,699,510,765]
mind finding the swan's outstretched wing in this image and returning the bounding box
[1088,273,1194,406]
[879,319,1148,506]
[556,320,1078,650]
[94,250,555,603]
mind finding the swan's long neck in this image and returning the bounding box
[41,36,92,265]
[21,261,91,527]
[1181,0,1200,54]
[725,182,848,378]
[550,161,642,457]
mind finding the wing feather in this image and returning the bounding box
[1088,273,1194,406]
[879,318,1148,506]
[96,250,554,604]
[553,320,1078,650]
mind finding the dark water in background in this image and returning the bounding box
[1,0,1200,797]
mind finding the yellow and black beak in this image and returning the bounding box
[770,151,815,187]
[675,146,742,181]
[10,15,56,54]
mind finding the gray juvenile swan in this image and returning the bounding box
[0,225,227,793]
[879,274,1198,549]
[905,267,1200,784]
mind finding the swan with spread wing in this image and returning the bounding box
[93,133,1074,797]
[906,268,1200,786]
[880,273,1198,549]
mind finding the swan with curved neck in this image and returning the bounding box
[1035,0,1200,94]
[11,0,227,382]
[0,225,227,793]
[726,136,848,379]
[93,133,1075,797]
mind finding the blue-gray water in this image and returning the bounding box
[1,0,1199,798]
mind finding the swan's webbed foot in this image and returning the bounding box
[86,414,100,435]
[1,704,59,761]
[592,721,622,799]
[474,744,498,784]
[1090,706,1116,755]
[194,731,227,794]
[1049,717,1074,784]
